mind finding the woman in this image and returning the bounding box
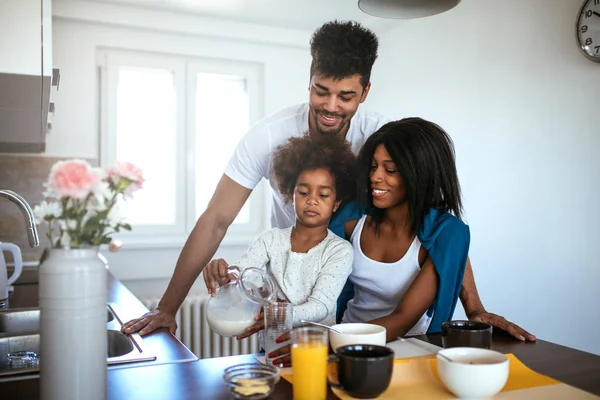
[269,118,471,364]
[340,117,470,341]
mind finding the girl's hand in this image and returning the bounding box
[203,258,236,296]
[268,331,292,367]
[236,308,265,340]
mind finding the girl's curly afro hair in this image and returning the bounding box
[272,134,357,204]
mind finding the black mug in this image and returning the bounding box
[327,344,394,399]
[441,320,493,349]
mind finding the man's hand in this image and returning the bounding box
[468,311,536,342]
[203,258,237,296]
[121,308,177,336]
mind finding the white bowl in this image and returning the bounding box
[436,347,509,399]
[329,323,386,351]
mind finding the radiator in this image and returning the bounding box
[140,294,260,359]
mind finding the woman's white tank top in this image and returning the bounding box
[342,215,432,336]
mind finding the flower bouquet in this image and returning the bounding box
[33,159,144,249]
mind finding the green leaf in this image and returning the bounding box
[83,215,102,233]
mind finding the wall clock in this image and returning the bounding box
[576,0,600,62]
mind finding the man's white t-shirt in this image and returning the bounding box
[224,103,390,229]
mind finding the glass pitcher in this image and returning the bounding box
[206,266,276,337]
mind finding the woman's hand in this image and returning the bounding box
[468,311,536,342]
[203,258,236,296]
[236,308,265,340]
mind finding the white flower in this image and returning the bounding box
[86,185,110,215]
[85,200,104,215]
[42,185,55,200]
[59,219,78,231]
[33,201,61,224]
[92,181,112,204]
[106,202,126,225]
[59,231,71,248]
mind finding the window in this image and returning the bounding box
[99,50,266,246]
[194,72,250,224]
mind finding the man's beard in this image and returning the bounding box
[312,109,347,136]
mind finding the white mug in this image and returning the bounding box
[0,242,23,304]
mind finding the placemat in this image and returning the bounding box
[327,354,598,399]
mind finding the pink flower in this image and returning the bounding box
[109,240,122,252]
[107,161,145,192]
[46,160,102,199]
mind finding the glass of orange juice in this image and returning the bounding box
[291,326,329,400]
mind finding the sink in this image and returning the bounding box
[0,303,156,378]
[0,308,115,334]
[107,329,134,357]
[0,308,39,334]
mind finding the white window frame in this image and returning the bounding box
[98,48,267,248]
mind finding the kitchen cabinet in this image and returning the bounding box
[0,0,54,153]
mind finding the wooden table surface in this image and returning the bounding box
[3,274,599,399]
[104,332,600,400]
[5,332,600,399]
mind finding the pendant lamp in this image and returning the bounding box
[358,0,461,19]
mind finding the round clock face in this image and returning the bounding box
[577,0,600,61]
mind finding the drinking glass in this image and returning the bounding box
[291,326,328,400]
[264,302,293,365]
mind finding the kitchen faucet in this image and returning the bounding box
[0,189,39,247]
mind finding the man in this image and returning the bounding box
[122,21,535,342]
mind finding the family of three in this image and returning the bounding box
[122,20,535,364]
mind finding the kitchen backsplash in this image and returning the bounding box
[0,154,97,263]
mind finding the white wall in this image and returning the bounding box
[368,0,600,355]
[49,6,311,293]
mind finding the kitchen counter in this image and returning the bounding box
[1,270,197,399]
[105,273,198,367]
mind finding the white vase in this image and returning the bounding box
[39,247,107,400]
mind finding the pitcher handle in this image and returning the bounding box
[1,243,23,286]
[227,265,241,280]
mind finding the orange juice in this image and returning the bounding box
[291,342,328,400]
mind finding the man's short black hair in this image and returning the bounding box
[310,20,379,88]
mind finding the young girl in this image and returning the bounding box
[203,134,357,332]
[342,117,470,342]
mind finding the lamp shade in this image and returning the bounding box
[358,0,461,19]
